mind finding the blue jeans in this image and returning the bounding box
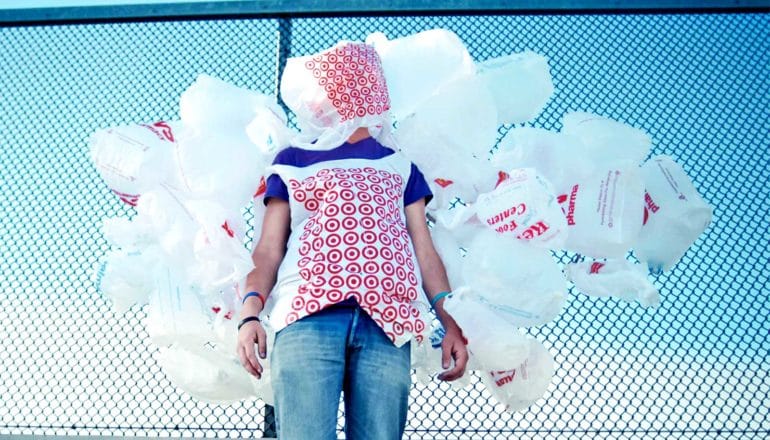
[271,300,411,440]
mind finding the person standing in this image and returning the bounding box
[236,41,468,440]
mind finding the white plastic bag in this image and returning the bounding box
[634,155,713,272]
[186,199,253,294]
[146,268,214,348]
[280,41,393,150]
[443,290,531,371]
[561,112,652,167]
[478,51,554,125]
[559,165,645,259]
[157,343,256,404]
[474,168,568,248]
[366,29,475,120]
[179,74,279,133]
[94,249,159,313]
[173,129,266,212]
[394,119,497,208]
[480,338,554,412]
[567,259,660,307]
[492,126,593,192]
[89,121,181,205]
[461,230,567,327]
[401,74,498,159]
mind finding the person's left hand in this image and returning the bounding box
[438,323,469,381]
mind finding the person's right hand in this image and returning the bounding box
[236,311,268,379]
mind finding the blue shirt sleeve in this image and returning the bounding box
[404,163,434,207]
[263,149,291,205]
[264,174,289,205]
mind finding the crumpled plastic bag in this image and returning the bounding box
[366,29,475,120]
[180,74,281,134]
[89,121,181,206]
[634,155,713,272]
[146,268,215,348]
[186,199,253,294]
[94,248,160,313]
[394,119,498,209]
[561,112,652,167]
[478,51,554,125]
[567,258,660,307]
[442,289,531,371]
[399,74,498,159]
[480,338,554,412]
[157,343,256,404]
[492,126,593,193]
[280,41,393,151]
[474,168,568,249]
[560,165,645,259]
[461,230,566,327]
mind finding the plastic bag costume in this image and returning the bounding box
[90,29,713,411]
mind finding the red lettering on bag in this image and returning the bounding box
[492,369,517,387]
[644,191,660,213]
[111,189,139,206]
[565,184,579,226]
[434,178,454,188]
[495,171,510,188]
[152,121,175,142]
[517,221,549,240]
[254,176,267,197]
[221,221,235,238]
[589,262,605,274]
[486,203,526,227]
[141,121,175,142]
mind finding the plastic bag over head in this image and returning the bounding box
[280,41,392,150]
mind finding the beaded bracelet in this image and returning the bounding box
[237,316,261,331]
[242,291,264,307]
[430,291,452,309]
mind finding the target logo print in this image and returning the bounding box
[303,42,390,122]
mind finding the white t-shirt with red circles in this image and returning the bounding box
[262,138,433,346]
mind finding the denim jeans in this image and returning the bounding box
[271,300,411,440]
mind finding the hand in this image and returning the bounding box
[437,324,468,382]
[236,318,268,379]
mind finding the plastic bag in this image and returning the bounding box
[567,259,660,307]
[443,290,531,371]
[634,155,713,272]
[492,126,593,192]
[401,74,498,159]
[474,168,568,249]
[186,199,253,294]
[461,230,566,327]
[280,41,392,150]
[94,249,159,314]
[173,129,266,212]
[561,112,652,167]
[157,343,255,404]
[480,338,554,412]
[394,119,497,208]
[559,165,645,259]
[478,51,554,125]
[366,29,475,120]
[179,74,279,133]
[146,268,215,348]
[89,121,181,206]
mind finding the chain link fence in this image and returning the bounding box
[1,11,768,439]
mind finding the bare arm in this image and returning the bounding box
[237,197,291,379]
[405,199,468,381]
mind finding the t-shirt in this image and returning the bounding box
[263,138,432,346]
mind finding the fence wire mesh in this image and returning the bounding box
[1,11,768,440]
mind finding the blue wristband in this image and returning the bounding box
[242,291,263,306]
[430,291,451,309]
